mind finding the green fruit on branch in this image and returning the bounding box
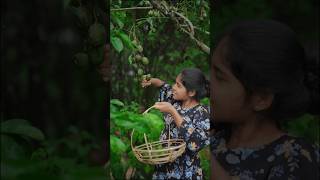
[146,74,151,80]
[132,40,138,46]
[144,74,151,81]
[135,54,142,60]
[142,75,147,80]
[132,63,138,69]
[137,45,143,53]
[142,57,149,65]
[88,23,106,46]
[148,10,154,16]
[137,68,144,76]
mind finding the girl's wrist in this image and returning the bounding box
[171,108,183,127]
[149,78,154,85]
[169,106,176,115]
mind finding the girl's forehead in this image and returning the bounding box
[176,74,182,82]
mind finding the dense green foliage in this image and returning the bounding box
[2,0,108,179]
[1,119,107,180]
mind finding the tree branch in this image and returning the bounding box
[149,0,210,54]
[111,6,153,11]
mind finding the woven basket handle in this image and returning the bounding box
[142,105,155,115]
[168,122,171,147]
[142,104,172,147]
[130,129,135,149]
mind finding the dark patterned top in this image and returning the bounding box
[152,83,210,180]
[211,130,320,180]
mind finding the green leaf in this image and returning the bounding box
[114,120,137,129]
[1,119,30,126]
[31,148,48,161]
[1,119,45,141]
[111,15,124,29]
[111,99,124,107]
[200,97,209,105]
[118,32,134,50]
[1,158,54,179]
[128,54,133,65]
[1,135,26,160]
[111,37,123,53]
[110,135,126,153]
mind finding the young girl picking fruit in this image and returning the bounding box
[141,68,210,180]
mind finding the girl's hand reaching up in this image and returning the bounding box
[141,78,152,88]
[141,78,165,88]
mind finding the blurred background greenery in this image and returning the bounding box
[2,0,109,179]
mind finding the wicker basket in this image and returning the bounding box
[131,129,186,165]
[130,106,186,165]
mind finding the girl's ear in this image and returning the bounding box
[250,92,274,111]
[187,90,196,98]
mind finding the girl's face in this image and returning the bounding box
[172,74,191,101]
[211,40,253,123]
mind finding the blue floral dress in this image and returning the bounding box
[211,129,320,180]
[152,83,210,180]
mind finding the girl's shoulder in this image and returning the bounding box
[271,135,319,164]
[211,131,319,178]
[211,130,319,165]
[194,104,210,114]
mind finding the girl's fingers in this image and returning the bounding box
[153,104,160,110]
[141,80,151,88]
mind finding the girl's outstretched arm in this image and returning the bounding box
[141,78,164,88]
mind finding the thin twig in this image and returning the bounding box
[194,26,210,35]
[173,11,194,36]
[111,6,153,11]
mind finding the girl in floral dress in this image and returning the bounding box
[141,68,210,180]
[210,20,319,179]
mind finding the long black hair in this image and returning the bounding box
[214,20,318,121]
[180,68,210,102]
